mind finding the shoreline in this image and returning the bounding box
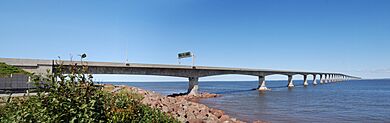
[104,84,266,123]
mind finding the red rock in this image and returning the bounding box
[177,110,185,117]
[253,120,269,123]
[188,119,203,123]
[162,106,169,113]
[231,118,237,122]
[206,113,218,121]
[176,117,186,122]
[210,109,224,118]
[187,113,196,120]
[172,105,180,112]
[196,113,206,119]
[219,115,230,122]
[106,85,246,123]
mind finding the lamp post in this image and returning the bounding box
[79,53,87,63]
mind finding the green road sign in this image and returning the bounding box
[178,52,192,59]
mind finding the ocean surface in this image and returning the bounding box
[103,79,390,123]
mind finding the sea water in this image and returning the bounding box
[103,79,390,123]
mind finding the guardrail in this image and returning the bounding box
[0,74,35,93]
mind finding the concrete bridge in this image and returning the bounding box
[0,58,360,95]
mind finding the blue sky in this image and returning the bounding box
[1,0,389,81]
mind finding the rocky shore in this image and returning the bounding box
[104,84,266,123]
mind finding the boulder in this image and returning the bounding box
[162,106,169,113]
[106,85,246,123]
[188,119,204,123]
[210,109,224,118]
[219,115,230,122]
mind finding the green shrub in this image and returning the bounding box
[0,62,30,77]
[0,105,5,117]
[0,62,179,123]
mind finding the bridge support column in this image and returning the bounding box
[330,74,336,82]
[339,75,341,81]
[258,76,269,90]
[331,75,334,82]
[187,77,199,95]
[330,75,333,82]
[337,75,340,81]
[303,75,308,86]
[320,75,324,84]
[325,74,329,83]
[313,75,317,85]
[287,75,294,87]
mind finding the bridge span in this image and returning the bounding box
[0,58,360,95]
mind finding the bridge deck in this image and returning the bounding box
[0,58,342,76]
[0,57,360,95]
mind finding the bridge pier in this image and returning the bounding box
[313,74,317,85]
[258,76,269,90]
[325,74,329,83]
[303,75,308,86]
[332,75,335,82]
[333,75,336,82]
[331,74,335,82]
[339,75,342,81]
[187,77,199,95]
[338,75,340,81]
[287,75,294,87]
[330,74,333,82]
[320,74,324,84]
[323,75,326,83]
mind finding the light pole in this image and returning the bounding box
[192,53,195,67]
[79,53,87,64]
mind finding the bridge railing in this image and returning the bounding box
[0,74,35,93]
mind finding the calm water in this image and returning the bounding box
[104,79,390,123]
